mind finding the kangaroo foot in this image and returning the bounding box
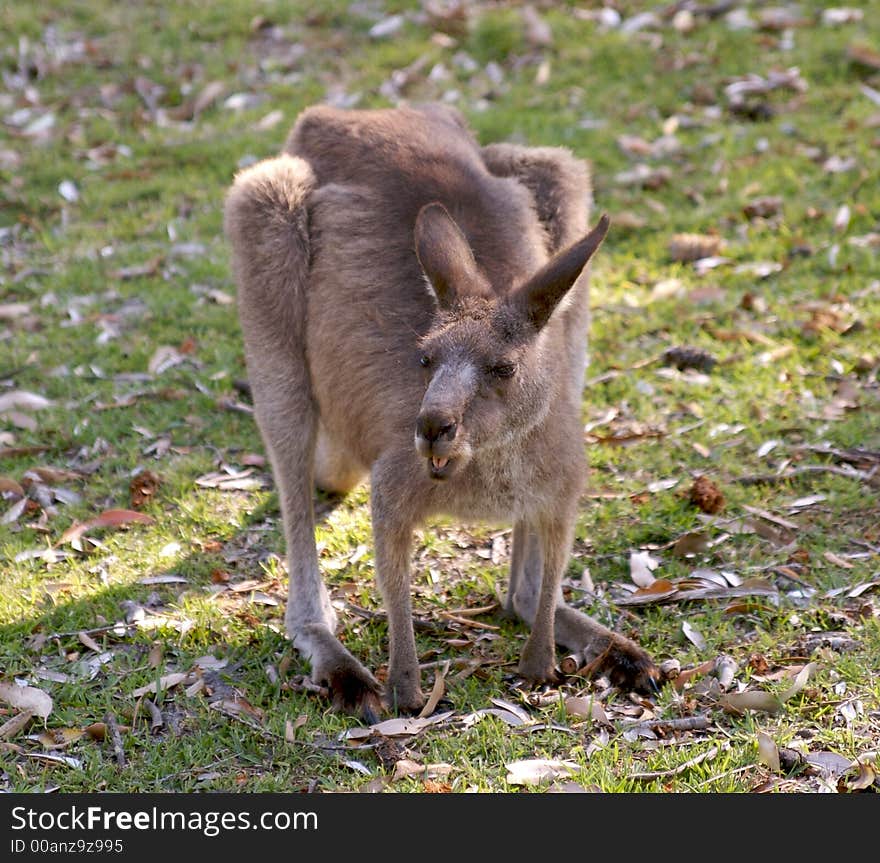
[581,633,661,695]
[518,639,561,686]
[318,658,384,724]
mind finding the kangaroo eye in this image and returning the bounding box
[419,355,432,368]
[490,363,516,379]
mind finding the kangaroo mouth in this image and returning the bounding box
[428,455,452,480]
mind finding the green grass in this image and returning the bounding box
[1,0,878,793]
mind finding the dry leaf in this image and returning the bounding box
[193,81,225,117]
[682,620,706,650]
[130,672,188,698]
[0,710,34,740]
[34,727,85,750]
[148,345,185,375]
[391,758,425,781]
[848,42,880,71]
[780,662,815,702]
[847,758,877,791]
[629,550,660,587]
[522,5,553,48]
[805,750,851,779]
[715,654,738,690]
[720,690,783,715]
[669,233,723,262]
[506,758,578,786]
[0,476,25,497]
[672,531,710,557]
[78,631,102,652]
[0,681,53,719]
[757,731,780,773]
[363,711,454,738]
[0,391,53,412]
[61,509,155,548]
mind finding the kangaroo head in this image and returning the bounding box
[413,202,609,481]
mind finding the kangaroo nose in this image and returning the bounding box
[416,412,458,444]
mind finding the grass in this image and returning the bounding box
[0,0,878,793]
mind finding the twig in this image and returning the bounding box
[741,504,799,530]
[438,611,499,631]
[633,715,711,734]
[46,622,138,641]
[104,712,126,768]
[345,602,443,632]
[734,464,876,486]
[445,603,498,617]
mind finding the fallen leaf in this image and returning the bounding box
[489,698,531,724]
[715,654,738,690]
[210,697,264,722]
[630,746,721,780]
[192,81,226,117]
[148,345,185,375]
[522,5,553,48]
[805,750,851,779]
[0,476,25,498]
[34,727,85,750]
[0,710,34,740]
[391,758,425,781]
[77,632,102,652]
[111,258,163,280]
[682,620,706,650]
[26,752,82,769]
[720,690,783,715]
[780,662,815,702]
[0,681,53,719]
[61,509,155,547]
[847,757,877,791]
[369,14,404,39]
[58,180,79,203]
[362,711,454,738]
[669,233,723,262]
[757,731,780,773]
[629,550,660,587]
[130,672,188,698]
[671,531,710,557]
[0,391,53,413]
[506,758,578,786]
[848,42,880,72]
[0,302,31,319]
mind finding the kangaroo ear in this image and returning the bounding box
[511,214,609,330]
[415,203,488,308]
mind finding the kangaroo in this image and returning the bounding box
[224,104,660,720]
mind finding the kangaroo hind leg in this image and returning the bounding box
[225,156,382,721]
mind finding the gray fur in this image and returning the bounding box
[224,104,659,717]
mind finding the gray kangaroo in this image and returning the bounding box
[224,104,659,719]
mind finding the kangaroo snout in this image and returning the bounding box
[416,412,458,448]
[415,409,460,479]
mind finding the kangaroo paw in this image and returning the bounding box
[583,633,662,695]
[323,662,385,724]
